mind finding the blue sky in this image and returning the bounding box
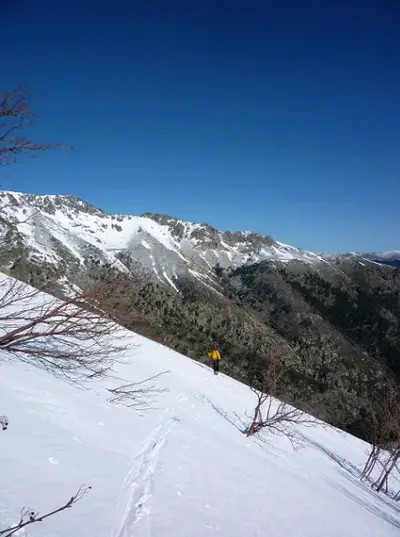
[1,0,399,253]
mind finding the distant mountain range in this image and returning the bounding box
[362,251,400,268]
[0,189,327,291]
[0,189,399,443]
[0,189,396,290]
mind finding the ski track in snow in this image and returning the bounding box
[113,392,187,537]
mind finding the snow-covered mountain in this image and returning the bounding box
[362,251,400,268]
[1,272,399,537]
[322,251,400,269]
[0,190,325,290]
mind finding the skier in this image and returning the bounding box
[208,344,221,375]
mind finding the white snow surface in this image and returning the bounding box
[1,274,400,536]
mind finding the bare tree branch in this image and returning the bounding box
[0,86,71,167]
[0,486,90,536]
[359,379,400,493]
[107,370,169,410]
[0,276,128,381]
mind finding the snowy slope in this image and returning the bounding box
[367,251,400,261]
[362,251,400,268]
[0,190,325,290]
[0,274,399,537]
[322,251,400,268]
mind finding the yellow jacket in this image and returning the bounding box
[208,349,221,360]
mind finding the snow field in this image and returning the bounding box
[0,275,399,536]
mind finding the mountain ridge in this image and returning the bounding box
[1,190,397,282]
[0,189,327,291]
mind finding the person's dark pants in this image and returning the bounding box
[212,359,219,373]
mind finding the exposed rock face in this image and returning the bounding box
[141,212,276,253]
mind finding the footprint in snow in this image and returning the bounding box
[48,457,59,465]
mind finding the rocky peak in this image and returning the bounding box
[0,191,105,218]
[140,212,221,246]
[189,224,221,248]
[140,212,276,253]
[141,212,178,226]
[32,194,105,218]
[141,213,187,240]
[222,230,276,252]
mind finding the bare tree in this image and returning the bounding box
[0,486,90,537]
[0,275,159,534]
[246,347,318,445]
[0,86,71,251]
[354,378,400,499]
[0,86,70,167]
[374,450,400,494]
[0,277,130,533]
[0,87,122,535]
[0,276,127,381]
[361,441,382,482]
[360,381,400,482]
[371,428,400,495]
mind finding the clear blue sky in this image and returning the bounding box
[1,0,399,253]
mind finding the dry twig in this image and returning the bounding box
[0,486,90,537]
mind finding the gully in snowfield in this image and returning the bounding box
[208,345,221,375]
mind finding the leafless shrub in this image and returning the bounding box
[0,86,71,167]
[0,276,127,382]
[107,370,169,411]
[361,390,396,480]
[246,347,318,446]
[372,446,400,495]
[370,421,400,496]
[355,379,400,499]
[361,442,382,482]
[360,380,400,487]
[0,486,90,537]
[0,87,139,536]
